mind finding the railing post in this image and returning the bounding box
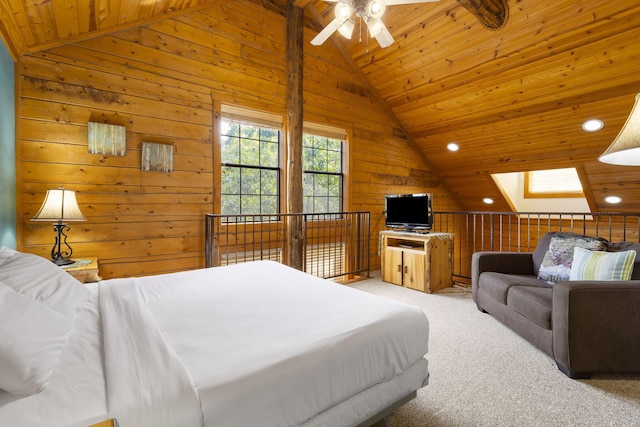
[489,213,494,251]
[205,214,211,267]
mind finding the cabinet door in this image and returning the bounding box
[382,248,404,286]
[403,251,426,291]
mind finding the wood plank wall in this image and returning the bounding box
[16,1,460,278]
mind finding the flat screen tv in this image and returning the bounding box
[384,193,433,231]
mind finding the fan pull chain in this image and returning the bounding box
[358,17,371,55]
[365,20,370,55]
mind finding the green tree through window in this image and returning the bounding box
[221,120,280,220]
[303,134,343,215]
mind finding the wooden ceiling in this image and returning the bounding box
[2,0,640,212]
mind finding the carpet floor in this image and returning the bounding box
[349,272,640,427]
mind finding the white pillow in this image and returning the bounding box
[0,246,17,267]
[0,251,89,319]
[0,251,90,394]
[0,281,73,394]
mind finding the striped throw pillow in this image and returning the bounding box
[569,246,636,281]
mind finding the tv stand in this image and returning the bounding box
[380,230,453,293]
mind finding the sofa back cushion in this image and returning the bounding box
[607,241,640,280]
[532,232,608,279]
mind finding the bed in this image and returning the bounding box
[0,247,429,427]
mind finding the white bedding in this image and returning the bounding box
[1,260,429,427]
[0,283,108,427]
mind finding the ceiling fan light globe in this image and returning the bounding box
[338,19,355,39]
[335,1,353,19]
[366,0,386,19]
[366,17,384,37]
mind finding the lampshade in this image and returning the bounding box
[598,93,640,166]
[32,188,86,222]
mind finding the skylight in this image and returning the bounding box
[491,168,590,214]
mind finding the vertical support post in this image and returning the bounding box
[286,1,304,270]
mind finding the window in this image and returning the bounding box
[524,168,584,198]
[303,132,343,214]
[220,106,282,218]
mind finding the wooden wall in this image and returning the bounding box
[16,1,460,278]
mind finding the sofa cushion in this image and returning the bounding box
[537,234,607,284]
[507,285,553,330]
[479,272,549,305]
[607,241,640,280]
[532,232,608,277]
[570,247,636,281]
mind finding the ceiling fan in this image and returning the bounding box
[311,0,440,48]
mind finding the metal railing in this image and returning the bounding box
[431,211,640,285]
[205,212,370,279]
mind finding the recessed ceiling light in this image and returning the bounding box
[447,142,459,152]
[582,119,604,132]
[483,197,494,204]
[605,195,622,204]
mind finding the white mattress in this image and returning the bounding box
[0,261,429,427]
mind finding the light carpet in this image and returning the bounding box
[349,272,640,427]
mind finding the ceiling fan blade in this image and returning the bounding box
[385,0,439,4]
[311,16,348,46]
[374,22,394,48]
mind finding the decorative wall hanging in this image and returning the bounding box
[457,0,509,31]
[141,142,174,172]
[88,122,126,156]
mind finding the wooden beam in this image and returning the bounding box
[293,0,314,7]
[286,0,304,270]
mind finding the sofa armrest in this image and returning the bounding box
[552,280,640,378]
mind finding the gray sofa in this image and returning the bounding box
[472,231,640,379]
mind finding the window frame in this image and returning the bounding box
[302,125,345,215]
[219,105,283,218]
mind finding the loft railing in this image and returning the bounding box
[431,211,640,286]
[205,212,370,280]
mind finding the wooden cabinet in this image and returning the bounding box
[380,231,453,293]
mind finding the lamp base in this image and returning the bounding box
[52,257,74,266]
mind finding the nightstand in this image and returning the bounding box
[61,257,102,283]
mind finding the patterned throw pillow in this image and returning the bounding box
[537,235,607,284]
[569,247,636,281]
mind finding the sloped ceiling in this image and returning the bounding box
[2,0,640,212]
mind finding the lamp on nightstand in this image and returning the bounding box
[32,187,86,266]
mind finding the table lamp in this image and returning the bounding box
[32,187,86,266]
